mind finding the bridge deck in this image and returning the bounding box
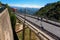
[16,13,60,40]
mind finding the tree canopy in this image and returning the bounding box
[0,2,2,7]
[35,1,60,22]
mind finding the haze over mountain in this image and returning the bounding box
[11,6,40,15]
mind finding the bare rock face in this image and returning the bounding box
[0,8,14,40]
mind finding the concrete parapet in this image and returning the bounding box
[0,8,14,40]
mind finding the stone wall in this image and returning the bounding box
[0,8,14,40]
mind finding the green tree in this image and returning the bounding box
[0,2,2,7]
[35,1,60,22]
[10,13,16,30]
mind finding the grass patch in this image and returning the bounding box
[17,31,23,40]
[17,28,40,40]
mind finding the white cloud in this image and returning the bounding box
[9,4,43,8]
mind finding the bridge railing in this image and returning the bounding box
[16,14,56,40]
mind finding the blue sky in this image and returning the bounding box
[0,0,59,8]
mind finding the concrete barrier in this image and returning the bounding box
[0,8,14,40]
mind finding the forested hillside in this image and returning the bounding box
[35,1,60,22]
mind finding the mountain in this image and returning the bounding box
[11,6,40,15]
[35,1,60,22]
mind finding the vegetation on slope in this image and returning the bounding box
[35,1,60,22]
[0,2,2,7]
